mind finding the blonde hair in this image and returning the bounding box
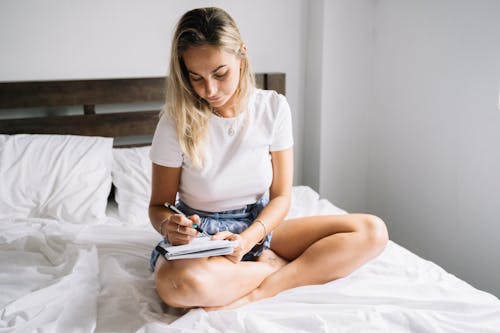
[164,7,255,169]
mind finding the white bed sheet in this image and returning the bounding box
[1,186,500,333]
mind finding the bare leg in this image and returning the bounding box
[206,214,388,310]
[257,249,288,269]
[155,252,281,308]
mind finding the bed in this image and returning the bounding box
[1,74,499,333]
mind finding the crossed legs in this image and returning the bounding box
[154,213,388,309]
[154,250,280,308]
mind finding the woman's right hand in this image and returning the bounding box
[165,214,200,245]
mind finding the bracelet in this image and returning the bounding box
[254,219,267,245]
[159,217,170,238]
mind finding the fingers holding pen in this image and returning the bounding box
[167,214,199,245]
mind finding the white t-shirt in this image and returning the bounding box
[150,89,293,212]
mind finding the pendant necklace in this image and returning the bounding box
[213,109,237,136]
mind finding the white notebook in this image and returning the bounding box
[156,237,239,260]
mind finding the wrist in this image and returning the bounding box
[253,219,267,245]
[237,233,254,253]
[159,217,170,238]
[241,219,268,250]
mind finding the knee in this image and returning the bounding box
[360,214,389,254]
[155,262,207,308]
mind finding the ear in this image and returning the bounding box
[239,44,247,56]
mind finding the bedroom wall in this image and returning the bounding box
[303,0,375,213]
[308,0,500,297]
[368,0,500,297]
[0,0,307,185]
[317,0,374,213]
[302,0,324,191]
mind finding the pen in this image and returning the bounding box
[164,202,210,237]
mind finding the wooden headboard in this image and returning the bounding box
[0,73,285,146]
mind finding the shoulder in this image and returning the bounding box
[250,89,290,120]
[252,88,288,109]
[156,110,177,133]
[151,109,179,148]
[150,108,183,167]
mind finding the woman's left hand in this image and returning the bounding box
[211,231,249,263]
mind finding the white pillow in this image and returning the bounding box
[0,134,113,223]
[287,186,347,219]
[112,146,151,225]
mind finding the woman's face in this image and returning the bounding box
[182,45,242,114]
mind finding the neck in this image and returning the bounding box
[213,106,236,118]
[213,91,239,117]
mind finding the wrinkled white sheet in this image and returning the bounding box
[0,220,99,332]
[2,187,500,333]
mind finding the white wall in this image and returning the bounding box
[303,0,374,214]
[368,0,500,297]
[0,0,307,184]
[310,0,500,295]
[318,0,374,213]
[307,0,500,297]
[302,0,324,190]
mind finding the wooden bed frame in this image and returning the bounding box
[0,73,285,146]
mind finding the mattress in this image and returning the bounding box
[1,186,500,333]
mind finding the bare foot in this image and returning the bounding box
[204,290,257,311]
[204,251,288,312]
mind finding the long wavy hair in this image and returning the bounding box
[164,7,255,169]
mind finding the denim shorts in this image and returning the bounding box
[149,198,271,271]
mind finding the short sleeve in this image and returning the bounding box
[270,95,294,151]
[149,113,183,167]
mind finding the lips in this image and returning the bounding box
[206,97,226,106]
[207,96,223,103]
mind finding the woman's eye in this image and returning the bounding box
[190,75,203,82]
[214,71,228,80]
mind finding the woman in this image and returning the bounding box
[149,7,388,310]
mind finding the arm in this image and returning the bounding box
[149,162,198,245]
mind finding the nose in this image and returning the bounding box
[204,79,217,98]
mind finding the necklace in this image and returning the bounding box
[212,109,237,136]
